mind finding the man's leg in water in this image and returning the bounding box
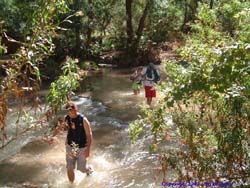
[77,147,94,176]
[67,168,75,182]
[66,145,76,182]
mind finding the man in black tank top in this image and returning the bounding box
[49,101,93,183]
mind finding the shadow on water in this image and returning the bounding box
[0,68,163,188]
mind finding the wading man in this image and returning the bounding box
[49,101,93,183]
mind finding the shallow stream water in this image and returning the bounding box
[0,68,163,188]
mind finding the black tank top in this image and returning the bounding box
[65,114,87,148]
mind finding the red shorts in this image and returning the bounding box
[145,86,156,98]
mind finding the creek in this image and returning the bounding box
[0,68,163,188]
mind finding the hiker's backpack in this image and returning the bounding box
[145,67,160,83]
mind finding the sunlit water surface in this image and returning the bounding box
[0,68,164,188]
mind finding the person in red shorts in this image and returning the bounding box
[141,62,160,106]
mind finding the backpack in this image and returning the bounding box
[145,67,160,83]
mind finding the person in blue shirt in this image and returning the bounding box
[141,63,160,106]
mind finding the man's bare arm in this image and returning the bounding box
[48,116,67,144]
[83,117,92,158]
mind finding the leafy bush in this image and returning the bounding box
[0,0,69,148]
[130,1,250,185]
[46,57,80,113]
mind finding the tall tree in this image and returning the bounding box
[74,0,82,57]
[181,0,201,32]
[133,0,151,52]
[126,0,133,50]
[125,0,153,65]
[210,0,214,9]
[85,0,93,51]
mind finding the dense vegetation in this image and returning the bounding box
[130,0,250,186]
[0,0,184,65]
[0,0,249,186]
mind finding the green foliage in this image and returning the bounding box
[0,0,197,58]
[0,22,7,55]
[130,1,250,185]
[5,0,69,90]
[146,0,183,43]
[0,0,69,147]
[0,44,5,55]
[234,4,250,42]
[79,60,98,70]
[129,121,143,144]
[219,0,244,35]
[0,0,69,97]
[0,0,67,37]
[0,0,25,37]
[46,57,80,113]
[57,0,117,56]
[102,1,126,49]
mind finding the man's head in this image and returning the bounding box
[66,101,78,117]
[148,62,155,69]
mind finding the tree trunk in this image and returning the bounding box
[133,0,151,51]
[75,29,81,56]
[125,0,152,66]
[181,0,188,32]
[181,0,200,32]
[73,0,81,57]
[190,0,199,19]
[86,0,93,53]
[126,0,133,50]
[210,0,214,9]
